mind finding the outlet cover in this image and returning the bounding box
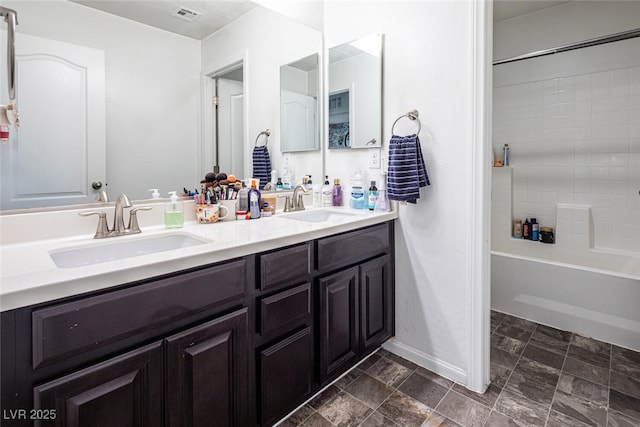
[368,148,381,169]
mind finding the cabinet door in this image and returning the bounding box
[259,327,313,426]
[33,341,163,427]
[318,267,359,383]
[360,255,393,354]
[165,308,248,427]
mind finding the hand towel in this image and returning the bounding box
[387,134,430,204]
[252,145,272,190]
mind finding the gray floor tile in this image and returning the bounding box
[366,357,413,388]
[434,390,491,427]
[308,385,341,410]
[422,412,463,427]
[522,343,566,370]
[610,371,640,400]
[501,315,538,332]
[317,391,372,427]
[491,310,507,324]
[344,372,394,409]
[513,358,561,387]
[335,368,364,390]
[279,404,315,427]
[491,346,520,371]
[298,412,335,427]
[490,363,512,388]
[609,389,640,421]
[495,390,548,427]
[607,410,640,427]
[491,333,527,355]
[398,372,449,409]
[377,392,432,427]
[495,323,534,342]
[611,347,640,382]
[483,410,521,426]
[563,357,610,386]
[504,369,556,406]
[571,335,611,356]
[383,351,419,371]
[451,383,501,407]
[567,345,610,369]
[557,373,609,406]
[415,367,455,389]
[529,324,572,355]
[551,390,607,427]
[546,409,592,427]
[359,410,398,427]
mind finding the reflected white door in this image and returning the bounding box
[281,90,317,151]
[217,78,243,178]
[0,33,106,209]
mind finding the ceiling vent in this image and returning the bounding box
[171,6,201,22]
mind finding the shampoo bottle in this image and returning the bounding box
[531,218,539,241]
[238,181,249,211]
[523,218,530,240]
[248,179,262,219]
[165,191,184,229]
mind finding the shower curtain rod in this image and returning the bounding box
[493,27,640,66]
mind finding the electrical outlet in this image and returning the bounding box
[368,148,381,169]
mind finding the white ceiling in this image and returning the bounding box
[493,0,572,22]
[69,0,257,40]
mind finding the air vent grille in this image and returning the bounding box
[171,6,201,22]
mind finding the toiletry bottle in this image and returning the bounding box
[530,218,539,241]
[523,218,530,240]
[306,175,313,191]
[165,191,184,229]
[149,188,160,199]
[332,179,343,206]
[322,175,332,207]
[238,181,249,211]
[271,170,278,187]
[513,219,522,239]
[282,168,292,190]
[368,181,378,211]
[248,179,262,219]
[313,182,322,207]
[503,144,510,167]
[276,177,283,190]
[350,186,366,209]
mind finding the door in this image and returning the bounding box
[360,255,393,354]
[33,341,163,427]
[281,90,317,151]
[318,267,359,383]
[0,32,106,209]
[165,308,249,427]
[217,78,244,178]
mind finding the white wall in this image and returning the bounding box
[201,6,323,186]
[325,1,487,388]
[3,0,202,201]
[493,1,640,253]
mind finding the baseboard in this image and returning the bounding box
[382,339,467,386]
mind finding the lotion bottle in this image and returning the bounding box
[248,179,262,219]
[165,191,184,229]
[332,179,342,206]
[322,175,332,207]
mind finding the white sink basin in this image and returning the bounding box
[49,233,211,268]
[279,209,358,223]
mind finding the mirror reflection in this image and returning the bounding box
[328,34,382,149]
[0,0,322,211]
[280,54,320,153]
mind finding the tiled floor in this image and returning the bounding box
[278,311,640,427]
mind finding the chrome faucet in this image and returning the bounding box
[80,194,152,239]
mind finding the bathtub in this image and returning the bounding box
[491,243,640,351]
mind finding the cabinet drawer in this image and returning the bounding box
[259,243,311,291]
[32,259,247,369]
[259,283,311,335]
[317,223,390,272]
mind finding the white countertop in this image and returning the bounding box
[0,204,396,311]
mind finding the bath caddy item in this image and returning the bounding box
[391,109,421,136]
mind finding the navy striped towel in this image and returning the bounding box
[387,134,430,203]
[252,146,272,190]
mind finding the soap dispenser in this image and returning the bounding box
[165,191,184,229]
[148,188,160,199]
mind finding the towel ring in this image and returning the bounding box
[391,110,421,136]
[254,129,270,147]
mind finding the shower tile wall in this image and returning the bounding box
[493,43,640,253]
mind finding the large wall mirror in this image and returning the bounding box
[0,0,322,211]
[328,34,382,149]
[280,54,320,152]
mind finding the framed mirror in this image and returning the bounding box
[328,34,382,149]
[280,54,320,153]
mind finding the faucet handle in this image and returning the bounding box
[128,206,153,233]
[278,195,293,212]
[79,210,110,239]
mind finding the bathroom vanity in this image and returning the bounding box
[0,206,396,426]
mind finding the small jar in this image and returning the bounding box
[540,227,554,244]
[236,210,249,221]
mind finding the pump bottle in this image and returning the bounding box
[322,176,332,207]
[165,191,184,228]
[248,179,262,219]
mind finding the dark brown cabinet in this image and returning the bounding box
[33,341,163,427]
[319,266,360,382]
[166,308,249,427]
[360,255,393,354]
